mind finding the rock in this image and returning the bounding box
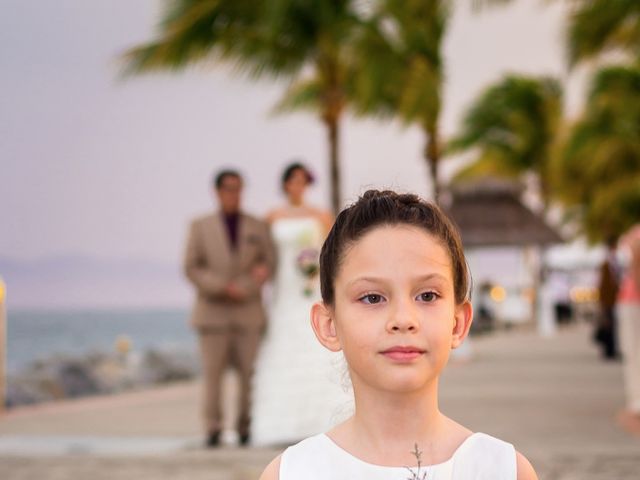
[93,357,134,392]
[137,348,199,385]
[5,347,200,409]
[57,360,101,397]
[5,374,56,407]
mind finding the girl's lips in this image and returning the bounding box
[380,346,425,361]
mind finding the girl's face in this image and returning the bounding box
[284,168,309,203]
[312,225,472,396]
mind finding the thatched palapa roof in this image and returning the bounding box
[443,179,562,248]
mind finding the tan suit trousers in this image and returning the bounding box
[198,325,263,435]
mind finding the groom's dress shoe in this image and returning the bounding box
[206,431,221,448]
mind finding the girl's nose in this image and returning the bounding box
[387,298,419,333]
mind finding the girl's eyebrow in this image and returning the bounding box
[345,276,387,288]
[414,273,449,283]
[346,273,449,288]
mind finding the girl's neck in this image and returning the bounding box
[335,383,449,466]
[354,387,442,442]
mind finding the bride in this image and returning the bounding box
[250,162,351,446]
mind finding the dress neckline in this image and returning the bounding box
[319,432,480,470]
[271,215,319,224]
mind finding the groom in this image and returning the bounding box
[184,169,276,447]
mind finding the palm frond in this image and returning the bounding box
[555,63,640,241]
[448,73,563,205]
[272,77,324,114]
[453,149,523,182]
[121,0,259,76]
[567,0,640,66]
[348,0,446,125]
[397,57,441,127]
[584,176,640,242]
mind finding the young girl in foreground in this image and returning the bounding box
[260,190,538,480]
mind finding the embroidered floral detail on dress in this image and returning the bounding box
[406,443,429,480]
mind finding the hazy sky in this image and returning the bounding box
[2,0,585,267]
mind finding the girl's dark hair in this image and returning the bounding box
[319,190,470,306]
[281,161,314,190]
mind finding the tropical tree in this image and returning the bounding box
[348,0,447,202]
[556,1,640,241]
[446,75,563,210]
[347,0,513,203]
[554,65,640,241]
[123,0,365,214]
[566,0,640,67]
[123,1,520,207]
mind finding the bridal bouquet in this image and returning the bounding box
[296,247,320,297]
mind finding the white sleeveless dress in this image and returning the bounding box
[280,432,517,479]
[250,217,352,446]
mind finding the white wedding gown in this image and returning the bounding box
[251,217,352,446]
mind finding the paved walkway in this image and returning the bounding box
[1,323,639,479]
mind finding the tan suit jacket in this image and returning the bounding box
[184,212,276,332]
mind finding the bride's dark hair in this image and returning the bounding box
[319,190,471,307]
[281,161,314,191]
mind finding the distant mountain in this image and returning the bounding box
[0,255,191,310]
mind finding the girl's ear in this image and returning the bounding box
[451,301,473,349]
[311,302,342,352]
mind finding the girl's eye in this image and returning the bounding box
[360,294,383,305]
[418,292,438,302]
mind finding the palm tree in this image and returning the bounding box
[348,0,447,201]
[566,0,640,67]
[554,65,640,241]
[347,0,513,203]
[557,1,640,240]
[123,0,364,214]
[446,75,563,210]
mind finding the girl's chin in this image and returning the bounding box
[375,377,438,395]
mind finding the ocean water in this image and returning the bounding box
[5,308,195,374]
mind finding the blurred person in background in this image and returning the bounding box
[251,161,351,446]
[616,226,640,434]
[184,170,276,447]
[595,237,621,360]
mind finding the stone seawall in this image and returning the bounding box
[6,348,200,408]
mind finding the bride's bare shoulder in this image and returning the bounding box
[309,207,334,231]
[259,454,281,480]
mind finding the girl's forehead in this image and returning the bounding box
[354,223,444,249]
[338,225,452,274]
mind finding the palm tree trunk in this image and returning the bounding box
[424,125,441,203]
[327,115,341,215]
[320,56,343,215]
